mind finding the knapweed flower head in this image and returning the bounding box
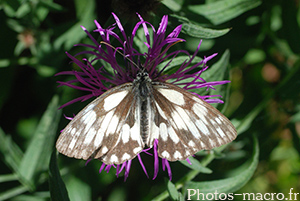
[57,13,230,181]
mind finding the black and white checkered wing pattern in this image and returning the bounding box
[56,83,145,165]
[146,83,237,161]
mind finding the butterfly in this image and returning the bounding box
[56,70,237,165]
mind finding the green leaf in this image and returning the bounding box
[1,0,20,17]
[171,14,230,38]
[0,174,18,183]
[0,128,24,173]
[188,0,261,25]
[54,0,96,50]
[19,95,61,190]
[15,3,31,18]
[184,137,259,200]
[182,23,230,39]
[179,157,212,174]
[49,151,70,201]
[207,50,230,110]
[166,179,180,201]
[0,59,10,68]
[0,185,28,201]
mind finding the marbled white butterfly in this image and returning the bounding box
[56,70,237,165]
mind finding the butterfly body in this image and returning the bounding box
[56,72,237,165]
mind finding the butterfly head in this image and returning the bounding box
[135,71,151,83]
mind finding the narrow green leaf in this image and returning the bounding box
[15,3,31,18]
[0,185,28,201]
[166,179,179,201]
[182,23,230,39]
[49,151,70,201]
[0,128,23,173]
[1,0,20,17]
[39,0,64,11]
[184,137,259,200]
[0,174,18,183]
[179,157,212,174]
[19,95,61,190]
[54,0,96,50]
[171,14,230,38]
[188,0,261,25]
[11,194,49,201]
[0,59,10,68]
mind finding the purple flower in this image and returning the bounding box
[57,13,230,181]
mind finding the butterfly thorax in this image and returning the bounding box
[133,72,153,144]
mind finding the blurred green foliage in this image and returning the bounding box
[0,0,299,200]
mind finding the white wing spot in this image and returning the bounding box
[106,115,119,135]
[200,141,206,149]
[161,150,170,158]
[158,88,185,106]
[101,110,114,136]
[101,146,108,154]
[122,124,130,143]
[84,127,97,144]
[155,101,167,119]
[215,117,222,124]
[69,138,77,149]
[195,119,209,135]
[82,110,97,133]
[110,154,119,163]
[216,127,226,138]
[84,103,95,113]
[188,140,195,147]
[175,106,200,139]
[133,147,142,154]
[171,110,187,130]
[150,123,159,143]
[159,123,168,141]
[130,122,140,141]
[209,138,216,147]
[94,128,104,147]
[168,126,179,144]
[70,127,76,136]
[103,90,128,111]
[174,151,182,159]
[122,153,131,161]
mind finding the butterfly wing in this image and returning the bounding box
[56,83,145,165]
[147,82,237,161]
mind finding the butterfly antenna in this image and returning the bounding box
[100,41,141,70]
